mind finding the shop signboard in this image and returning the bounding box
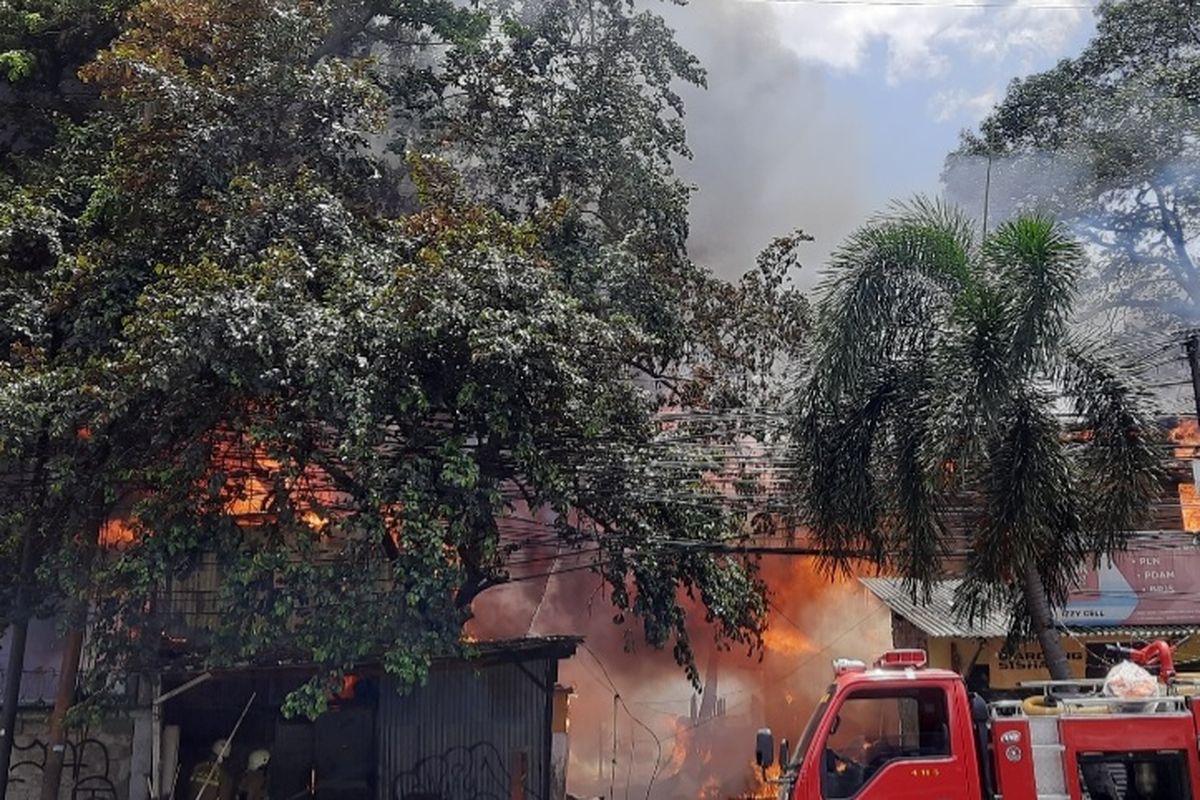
[1059,550,1200,627]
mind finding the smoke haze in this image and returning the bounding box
[471,549,894,799]
[661,0,872,289]
[464,5,892,797]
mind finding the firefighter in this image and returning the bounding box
[237,749,270,800]
[189,739,234,800]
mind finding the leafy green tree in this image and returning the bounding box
[795,200,1161,679]
[0,1,133,161]
[945,0,1200,326]
[0,0,794,735]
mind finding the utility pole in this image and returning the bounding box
[38,624,85,800]
[981,153,994,239]
[609,695,618,800]
[1185,334,1200,496]
[1186,334,1200,421]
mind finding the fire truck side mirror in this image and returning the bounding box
[779,738,790,769]
[756,728,775,769]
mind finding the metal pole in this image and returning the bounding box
[153,672,212,799]
[981,153,993,239]
[151,689,161,800]
[193,693,255,800]
[1184,335,1200,501]
[1185,334,1200,421]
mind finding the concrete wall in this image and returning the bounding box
[5,709,149,800]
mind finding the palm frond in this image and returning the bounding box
[795,377,893,575]
[812,196,976,396]
[922,285,1014,470]
[796,199,1161,645]
[983,215,1081,372]
[1061,335,1164,557]
[971,391,1084,605]
[883,372,949,591]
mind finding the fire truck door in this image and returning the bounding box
[810,685,974,800]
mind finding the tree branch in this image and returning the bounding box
[310,1,384,64]
[1150,181,1200,302]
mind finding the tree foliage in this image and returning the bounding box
[945,0,1200,326]
[794,199,1161,675]
[0,0,801,714]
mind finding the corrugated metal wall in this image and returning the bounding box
[377,657,556,800]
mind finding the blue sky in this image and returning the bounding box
[825,7,1098,203]
[664,0,1102,285]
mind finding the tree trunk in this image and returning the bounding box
[0,418,53,800]
[1022,561,1071,680]
[1025,566,1121,796]
[38,612,85,800]
[40,496,104,800]
[0,523,34,800]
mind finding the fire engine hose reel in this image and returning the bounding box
[1022,695,1111,716]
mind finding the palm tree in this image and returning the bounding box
[795,199,1162,680]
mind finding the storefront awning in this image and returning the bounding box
[861,577,1200,643]
[859,577,1009,638]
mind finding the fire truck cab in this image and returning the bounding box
[755,646,1200,800]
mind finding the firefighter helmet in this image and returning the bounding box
[247,749,270,771]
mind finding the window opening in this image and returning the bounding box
[1077,751,1191,800]
[821,686,950,799]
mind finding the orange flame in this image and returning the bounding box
[98,517,136,549]
[1169,419,1200,532]
[1170,418,1200,458]
[745,759,776,800]
[763,625,816,656]
[664,718,691,776]
[1181,483,1200,533]
[208,431,349,534]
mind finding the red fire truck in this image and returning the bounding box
[755,644,1197,799]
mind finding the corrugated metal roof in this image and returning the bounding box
[859,577,1011,638]
[861,577,1200,641]
[1065,625,1200,639]
[157,634,582,675]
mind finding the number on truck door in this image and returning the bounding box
[820,686,950,799]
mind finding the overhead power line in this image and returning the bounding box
[580,643,665,800]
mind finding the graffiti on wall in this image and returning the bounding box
[392,741,539,800]
[8,736,117,800]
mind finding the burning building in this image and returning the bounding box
[1,632,579,800]
[473,554,893,800]
[155,637,578,800]
[0,432,587,800]
[10,411,1200,800]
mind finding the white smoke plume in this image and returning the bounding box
[660,0,872,289]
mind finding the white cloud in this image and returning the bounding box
[738,0,1096,82]
[930,87,998,123]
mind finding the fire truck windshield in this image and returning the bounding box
[786,686,834,771]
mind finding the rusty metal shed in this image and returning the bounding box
[155,636,580,800]
[378,636,578,800]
